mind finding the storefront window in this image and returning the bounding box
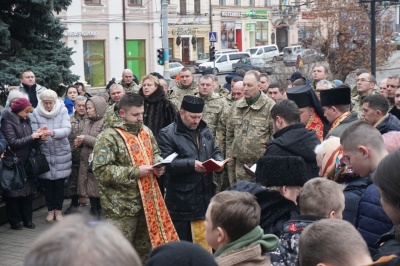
[85,0,101,4]
[197,38,204,57]
[168,38,174,59]
[128,0,142,6]
[126,40,146,80]
[83,41,105,87]
[221,21,235,49]
[255,21,269,46]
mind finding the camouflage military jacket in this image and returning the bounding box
[120,80,140,93]
[214,85,230,97]
[104,103,119,128]
[93,117,162,218]
[226,92,275,163]
[270,215,323,266]
[351,85,380,119]
[169,81,198,107]
[197,92,229,136]
[69,113,86,164]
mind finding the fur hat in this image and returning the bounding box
[39,89,58,102]
[181,95,204,113]
[320,85,351,106]
[145,241,217,266]
[11,98,33,113]
[255,156,308,187]
[8,89,28,104]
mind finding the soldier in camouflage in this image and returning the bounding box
[211,74,230,97]
[65,96,87,214]
[119,69,140,93]
[168,68,198,109]
[352,73,380,118]
[225,70,275,182]
[93,92,164,262]
[104,84,126,127]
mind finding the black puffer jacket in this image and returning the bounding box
[264,124,320,180]
[230,181,299,238]
[341,177,369,225]
[139,86,177,137]
[157,116,224,221]
[0,108,39,197]
[376,114,400,135]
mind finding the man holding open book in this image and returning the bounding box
[157,95,225,251]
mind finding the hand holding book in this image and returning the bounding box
[201,158,232,175]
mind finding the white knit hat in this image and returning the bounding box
[8,89,28,103]
[39,89,58,102]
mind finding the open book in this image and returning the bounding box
[243,164,257,177]
[202,158,231,175]
[152,152,178,168]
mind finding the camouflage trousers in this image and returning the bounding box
[235,158,255,182]
[107,210,151,262]
[214,169,231,192]
[226,159,237,186]
[68,164,79,196]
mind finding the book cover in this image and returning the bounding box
[243,164,257,177]
[152,152,178,168]
[202,158,231,175]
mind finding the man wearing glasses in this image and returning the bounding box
[352,72,379,118]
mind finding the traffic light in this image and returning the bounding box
[157,48,165,65]
[209,45,216,61]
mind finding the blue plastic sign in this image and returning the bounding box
[209,32,218,43]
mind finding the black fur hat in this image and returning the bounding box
[255,156,308,187]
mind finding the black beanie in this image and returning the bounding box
[145,241,217,266]
[181,95,204,113]
[255,156,308,187]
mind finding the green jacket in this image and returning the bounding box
[93,116,162,218]
[226,92,275,164]
[120,80,140,93]
[351,85,380,119]
[169,81,198,107]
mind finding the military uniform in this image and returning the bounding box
[351,85,380,119]
[214,85,230,97]
[226,92,275,181]
[68,113,86,196]
[120,80,140,93]
[93,117,162,261]
[168,81,198,108]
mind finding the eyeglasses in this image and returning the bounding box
[355,78,371,83]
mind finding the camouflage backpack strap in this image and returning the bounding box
[114,128,179,247]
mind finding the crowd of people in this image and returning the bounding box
[1,65,400,266]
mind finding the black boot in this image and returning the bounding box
[89,197,97,217]
[64,195,79,215]
[95,197,103,220]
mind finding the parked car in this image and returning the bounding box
[169,56,182,63]
[246,45,280,62]
[194,49,239,73]
[232,58,273,74]
[283,48,324,66]
[169,62,184,78]
[198,52,250,75]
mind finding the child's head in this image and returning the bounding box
[299,177,345,219]
[373,149,400,225]
[66,85,78,101]
[256,156,308,204]
[205,191,260,251]
[298,219,372,266]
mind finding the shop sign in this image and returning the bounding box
[302,11,317,20]
[246,10,268,19]
[171,28,196,35]
[63,31,98,37]
[221,11,246,18]
[246,23,255,30]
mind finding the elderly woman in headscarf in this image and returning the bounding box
[314,136,368,225]
[30,89,72,223]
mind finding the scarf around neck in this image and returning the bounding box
[37,99,63,119]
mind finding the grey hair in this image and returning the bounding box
[74,96,87,105]
[316,80,333,89]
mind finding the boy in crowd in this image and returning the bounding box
[270,178,345,265]
[205,191,279,266]
[298,219,373,266]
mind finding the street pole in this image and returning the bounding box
[162,0,170,81]
[371,0,376,76]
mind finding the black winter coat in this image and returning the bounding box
[139,86,177,137]
[376,114,400,135]
[389,106,400,121]
[341,177,369,225]
[0,109,39,197]
[374,225,400,261]
[230,181,299,238]
[157,116,224,221]
[264,124,320,180]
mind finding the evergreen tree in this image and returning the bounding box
[0,0,78,96]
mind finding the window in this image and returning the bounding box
[83,41,105,87]
[168,38,174,59]
[218,55,227,62]
[128,0,142,6]
[126,40,146,81]
[197,38,204,58]
[235,0,241,5]
[264,0,271,6]
[180,0,186,15]
[194,0,200,14]
[84,0,101,4]
[220,0,226,4]
[250,0,255,6]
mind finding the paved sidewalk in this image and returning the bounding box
[0,201,90,266]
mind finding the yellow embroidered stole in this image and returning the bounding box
[114,128,179,248]
[306,113,324,141]
[329,112,350,133]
